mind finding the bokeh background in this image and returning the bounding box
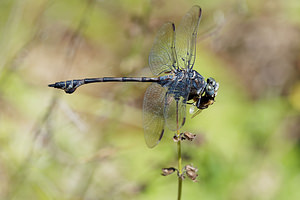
[0,0,300,199]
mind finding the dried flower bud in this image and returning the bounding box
[185,164,198,182]
[183,132,196,141]
[173,135,180,142]
[161,167,176,176]
[185,164,198,172]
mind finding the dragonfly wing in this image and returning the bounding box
[175,5,202,70]
[143,83,167,148]
[191,108,202,118]
[164,93,187,131]
[149,22,178,76]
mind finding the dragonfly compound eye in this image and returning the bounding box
[205,77,219,97]
[207,77,216,85]
[205,85,215,96]
[214,82,219,94]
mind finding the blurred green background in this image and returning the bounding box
[0,0,300,199]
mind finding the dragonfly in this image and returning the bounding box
[49,5,219,148]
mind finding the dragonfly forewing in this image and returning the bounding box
[149,22,178,76]
[175,5,202,70]
[143,83,167,148]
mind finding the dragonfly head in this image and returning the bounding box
[205,77,219,97]
[195,77,219,110]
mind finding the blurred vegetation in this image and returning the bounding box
[0,0,300,199]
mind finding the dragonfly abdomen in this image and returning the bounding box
[86,77,160,83]
[48,77,160,94]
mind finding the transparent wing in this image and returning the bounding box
[164,76,191,131]
[149,22,178,76]
[175,5,202,70]
[164,94,187,131]
[143,83,167,148]
[191,108,202,118]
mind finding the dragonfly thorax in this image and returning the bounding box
[186,70,206,100]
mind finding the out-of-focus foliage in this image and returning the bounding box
[0,0,299,199]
